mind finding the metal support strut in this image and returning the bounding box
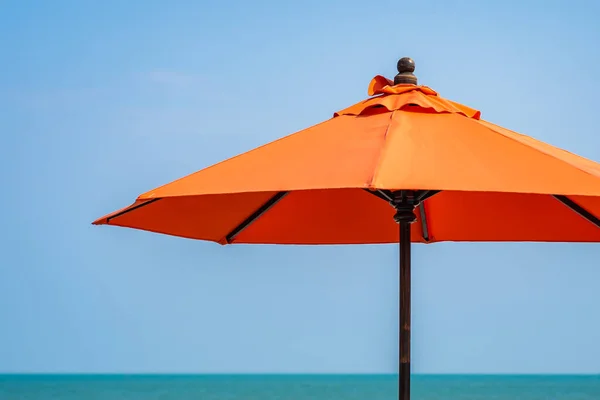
[392,190,418,400]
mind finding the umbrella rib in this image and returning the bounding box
[552,195,600,228]
[363,189,394,203]
[418,203,430,242]
[225,191,289,243]
[415,191,440,242]
[106,198,162,223]
[416,190,440,203]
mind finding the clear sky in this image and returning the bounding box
[2,0,600,374]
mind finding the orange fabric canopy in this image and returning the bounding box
[93,76,600,245]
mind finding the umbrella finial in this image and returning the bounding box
[394,57,417,85]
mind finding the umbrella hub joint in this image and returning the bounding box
[391,190,418,224]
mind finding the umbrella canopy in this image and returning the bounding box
[93,58,600,400]
[94,68,600,245]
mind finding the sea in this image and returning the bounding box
[1,374,600,399]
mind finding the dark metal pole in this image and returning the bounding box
[392,190,417,400]
[391,57,419,399]
[390,57,420,400]
[399,219,411,400]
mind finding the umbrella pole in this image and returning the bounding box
[393,190,417,400]
[399,219,411,400]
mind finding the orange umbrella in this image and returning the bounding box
[94,58,600,400]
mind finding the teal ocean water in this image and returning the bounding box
[1,374,600,399]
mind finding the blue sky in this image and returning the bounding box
[2,0,600,374]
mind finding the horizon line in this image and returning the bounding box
[2,372,599,376]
